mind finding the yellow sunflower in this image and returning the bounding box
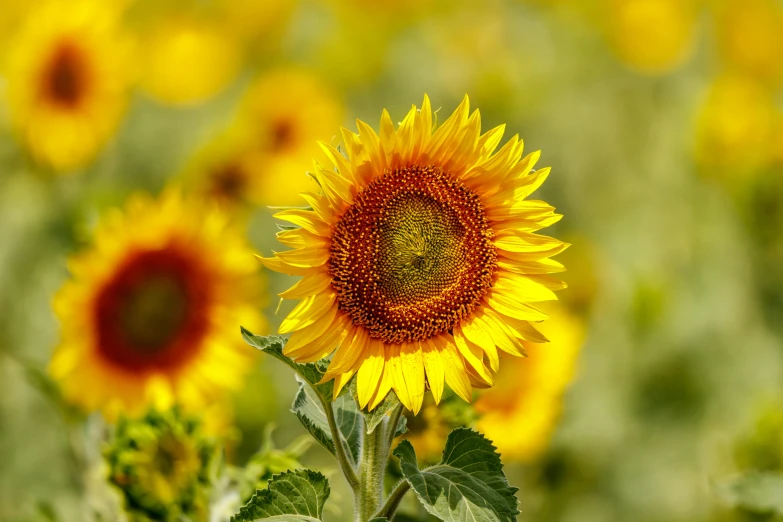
[50,191,265,419]
[475,307,584,462]
[4,0,132,171]
[260,95,567,415]
[714,0,783,85]
[604,0,697,75]
[235,68,344,206]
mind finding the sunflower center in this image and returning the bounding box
[329,165,497,343]
[210,163,246,200]
[44,42,87,107]
[95,248,209,371]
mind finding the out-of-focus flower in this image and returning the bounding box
[694,75,776,176]
[734,405,783,473]
[4,0,133,171]
[179,127,265,214]
[217,0,296,58]
[714,0,783,85]
[50,190,265,420]
[137,15,241,106]
[105,408,215,522]
[261,95,567,414]
[475,307,585,462]
[604,0,697,75]
[399,394,476,463]
[235,68,343,206]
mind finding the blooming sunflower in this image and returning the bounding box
[475,307,584,462]
[236,68,344,206]
[261,95,567,414]
[4,0,132,171]
[50,191,265,419]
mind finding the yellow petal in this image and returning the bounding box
[453,327,493,385]
[484,290,549,321]
[461,314,499,372]
[278,291,336,334]
[356,338,384,409]
[274,245,329,268]
[273,209,331,236]
[278,272,332,299]
[256,254,314,276]
[440,337,473,403]
[283,304,339,354]
[421,338,445,404]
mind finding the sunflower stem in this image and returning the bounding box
[374,480,411,520]
[319,395,360,491]
[385,403,405,455]
[355,418,390,522]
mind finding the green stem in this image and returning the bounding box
[374,480,411,520]
[355,423,388,522]
[320,395,360,491]
[385,404,405,454]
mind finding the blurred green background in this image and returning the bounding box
[2,0,783,521]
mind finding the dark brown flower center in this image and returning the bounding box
[94,248,210,372]
[43,42,88,107]
[329,165,497,343]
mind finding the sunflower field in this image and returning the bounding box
[2,0,783,521]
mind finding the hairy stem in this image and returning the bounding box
[374,480,411,521]
[355,420,390,522]
[319,395,360,491]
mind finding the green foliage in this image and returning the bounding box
[104,408,215,522]
[231,469,330,522]
[291,376,362,465]
[394,428,519,522]
[241,328,334,399]
[716,472,783,515]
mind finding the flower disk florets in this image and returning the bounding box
[329,165,497,343]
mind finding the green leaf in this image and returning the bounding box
[394,428,519,522]
[241,328,333,399]
[362,388,403,434]
[716,471,783,514]
[291,376,363,465]
[231,469,330,522]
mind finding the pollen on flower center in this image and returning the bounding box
[94,248,209,371]
[44,42,87,107]
[329,165,497,343]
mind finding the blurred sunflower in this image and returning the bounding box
[261,95,567,414]
[50,191,265,419]
[137,15,241,106]
[4,0,132,171]
[694,75,776,176]
[235,68,344,206]
[604,0,697,75]
[476,307,584,462]
[714,0,783,85]
[105,408,214,521]
[179,127,265,214]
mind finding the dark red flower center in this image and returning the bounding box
[94,247,210,372]
[43,41,88,107]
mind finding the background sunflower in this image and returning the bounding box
[1,0,783,521]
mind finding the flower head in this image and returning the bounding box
[261,95,567,414]
[5,0,132,171]
[105,408,215,521]
[50,190,265,419]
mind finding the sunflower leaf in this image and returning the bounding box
[241,328,334,399]
[716,471,783,514]
[230,469,330,522]
[362,388,404,435]
[291,376,362,465]
[394,428,519,522]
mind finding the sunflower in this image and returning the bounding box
[475,307,584,462]
[136,15,241,106]
[694,75,776,176]
[235,68,344,206]
[714,0,783,85]
[604,0,697,75]
[260,95,567,414]
[4,0,132,171]
[50,190,265,419]
[105,408,214,521]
